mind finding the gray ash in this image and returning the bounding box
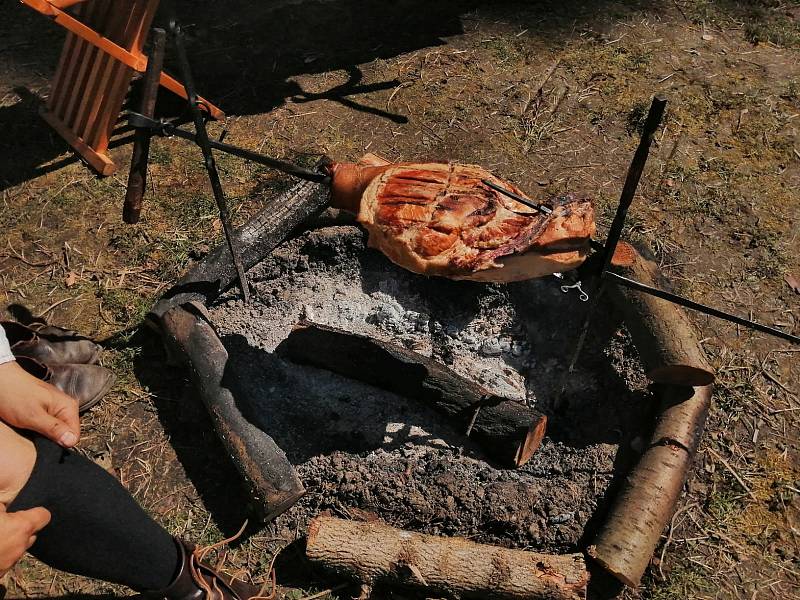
[209,223,652,552]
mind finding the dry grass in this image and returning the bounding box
[1,0,799,598]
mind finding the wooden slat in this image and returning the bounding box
[160,72,226,121]
[47,1,82,112]
[49,0,104,116]
[75,3,135,137]
[20,0,148,71]
[49,0,91,7]
[127,0,159,55]
[88,0,151,150]
[40,106,116,175]
[64,0,117,128]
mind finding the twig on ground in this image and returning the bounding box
[659,501,699,579]
[37,296,79,318]
[298,583,351,600]
[706,448,758,501]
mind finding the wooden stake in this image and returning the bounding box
[124,27,166,224]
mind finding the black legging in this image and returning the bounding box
[8,436,179,592]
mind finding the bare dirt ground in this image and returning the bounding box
[1,1,799,598]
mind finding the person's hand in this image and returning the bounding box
[0,503,51,576]
[0,362,80,448]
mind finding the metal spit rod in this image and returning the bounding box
[484,98,798,346]
[126,112,332,186]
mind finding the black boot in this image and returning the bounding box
[149,539,262,600]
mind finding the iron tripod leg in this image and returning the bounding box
[555,96,668,408]
[169,21,251,304]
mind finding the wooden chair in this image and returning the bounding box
[20,0,224,175]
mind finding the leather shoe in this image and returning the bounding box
[16,356,116,413]
[2,321,102,365]
[148,538,262,600]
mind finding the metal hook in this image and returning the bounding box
[561,280,589,301]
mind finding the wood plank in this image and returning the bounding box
[73,2,131,135]
[61,0,113,126]
[49,0,106,117]
[49,0,92,8]
[80,1,139,143]
[86,5,144,150]
[47,1,82,112]
[160,72,226,120]
[20,0,148,71]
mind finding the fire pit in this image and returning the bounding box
[151,155,713,597]
[208,220,650,551]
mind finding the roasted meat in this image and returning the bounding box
[330,161,595,282]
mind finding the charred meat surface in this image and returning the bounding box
[352,163,595,282]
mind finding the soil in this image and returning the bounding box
[1,0,799,597]
[209,219,653,553]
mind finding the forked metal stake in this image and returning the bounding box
[487,96,799,348]
[170,22,251,303]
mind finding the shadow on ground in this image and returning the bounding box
[1,0,659,191]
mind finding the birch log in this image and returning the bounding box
[588,384,712,587]
[607,243,715,386]
[307,516,588,600]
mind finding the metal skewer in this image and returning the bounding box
[127,112,331,185]
[482,178,604,251]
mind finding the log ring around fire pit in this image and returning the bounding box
[149,166,714,593]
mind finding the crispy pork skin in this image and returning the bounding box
[356,162,595,282]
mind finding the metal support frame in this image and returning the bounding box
[488,96,798,347]
[170,22,251,303]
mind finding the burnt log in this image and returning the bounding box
[588,383,712,587]
[149,176,329,321]
[160,303,305,520]
[276,322,547,467]
[306,516,588,600]
[607,242,715,386]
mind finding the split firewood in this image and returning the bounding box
[607,242,715,386]
[276,322,547,467]
[306,516,588,600]
[588,383,712,587]
[327,161,596,282]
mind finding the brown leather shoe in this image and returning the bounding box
[16,356,116,413]
[149,539,262,600]
[2,321,102,365]
[29,321,89,341]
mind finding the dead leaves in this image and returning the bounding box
[65,271,79,288]
[785,273,800,295]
